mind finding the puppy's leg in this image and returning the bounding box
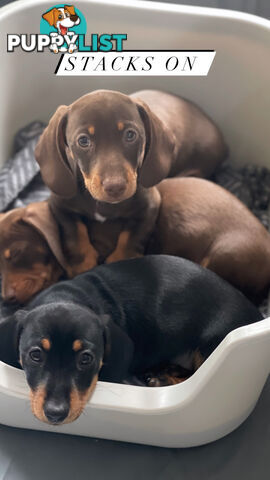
[105,230,140,264]
[106,187,161,264]
[66,222,99,277]
[51,208,98,277]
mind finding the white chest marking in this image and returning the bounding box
[94,212,107,223]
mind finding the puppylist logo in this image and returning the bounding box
[7,4,216,76]
[7,4,127,55]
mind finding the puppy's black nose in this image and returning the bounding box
[44,400,69,424]
[102,178,126,197]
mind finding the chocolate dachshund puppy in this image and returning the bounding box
[35,89,227,265]
[148,177,270,299]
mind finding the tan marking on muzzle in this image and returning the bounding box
[72,339,82,352]
[82,170,102,200]
[63,374,99,424]
[88,125,95,135]
[82,163,137,203]
[41,338,51,351]
[126,163,138,193]
[30,386,48,423]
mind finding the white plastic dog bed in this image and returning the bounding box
[0,0,270,448]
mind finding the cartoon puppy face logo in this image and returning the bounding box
[42,5,80,35]
[42,5,81,53]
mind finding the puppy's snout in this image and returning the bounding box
[70,14,78,22]
[44,400,69,425]
[2,284,16,303]
[102,177,126,198]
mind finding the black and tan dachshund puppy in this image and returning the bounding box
[0,256,262,425]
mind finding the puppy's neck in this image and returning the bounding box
[50,184,149,221]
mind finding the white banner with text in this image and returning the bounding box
[55,51,216,76]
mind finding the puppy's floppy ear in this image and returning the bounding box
[65,5,76,15]
[42,8,57,26]
[99,315,134,383]
[0,310,26,367]
[136,100,176,188]
[22,202,68,271]
[35,105,77,198]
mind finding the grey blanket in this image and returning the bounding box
[0,122,49,212]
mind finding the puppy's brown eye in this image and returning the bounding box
[78,135,91,148]
[29,348,43,363]
[78,351,93,367]
[124,129,137,143]
[58,14,63,19]
[65,12,70,17]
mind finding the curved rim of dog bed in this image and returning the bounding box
[0,316,269,415]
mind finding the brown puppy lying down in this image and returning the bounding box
[0,203,64,303]
[0,202,98,303]
[148,177,270,298]
[35,89,227,266]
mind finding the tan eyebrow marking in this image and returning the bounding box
[88,125,95,135]
[41,338,51,351]
[4,249,11,259]
[73,339,83,352]
[117,122,124,131]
